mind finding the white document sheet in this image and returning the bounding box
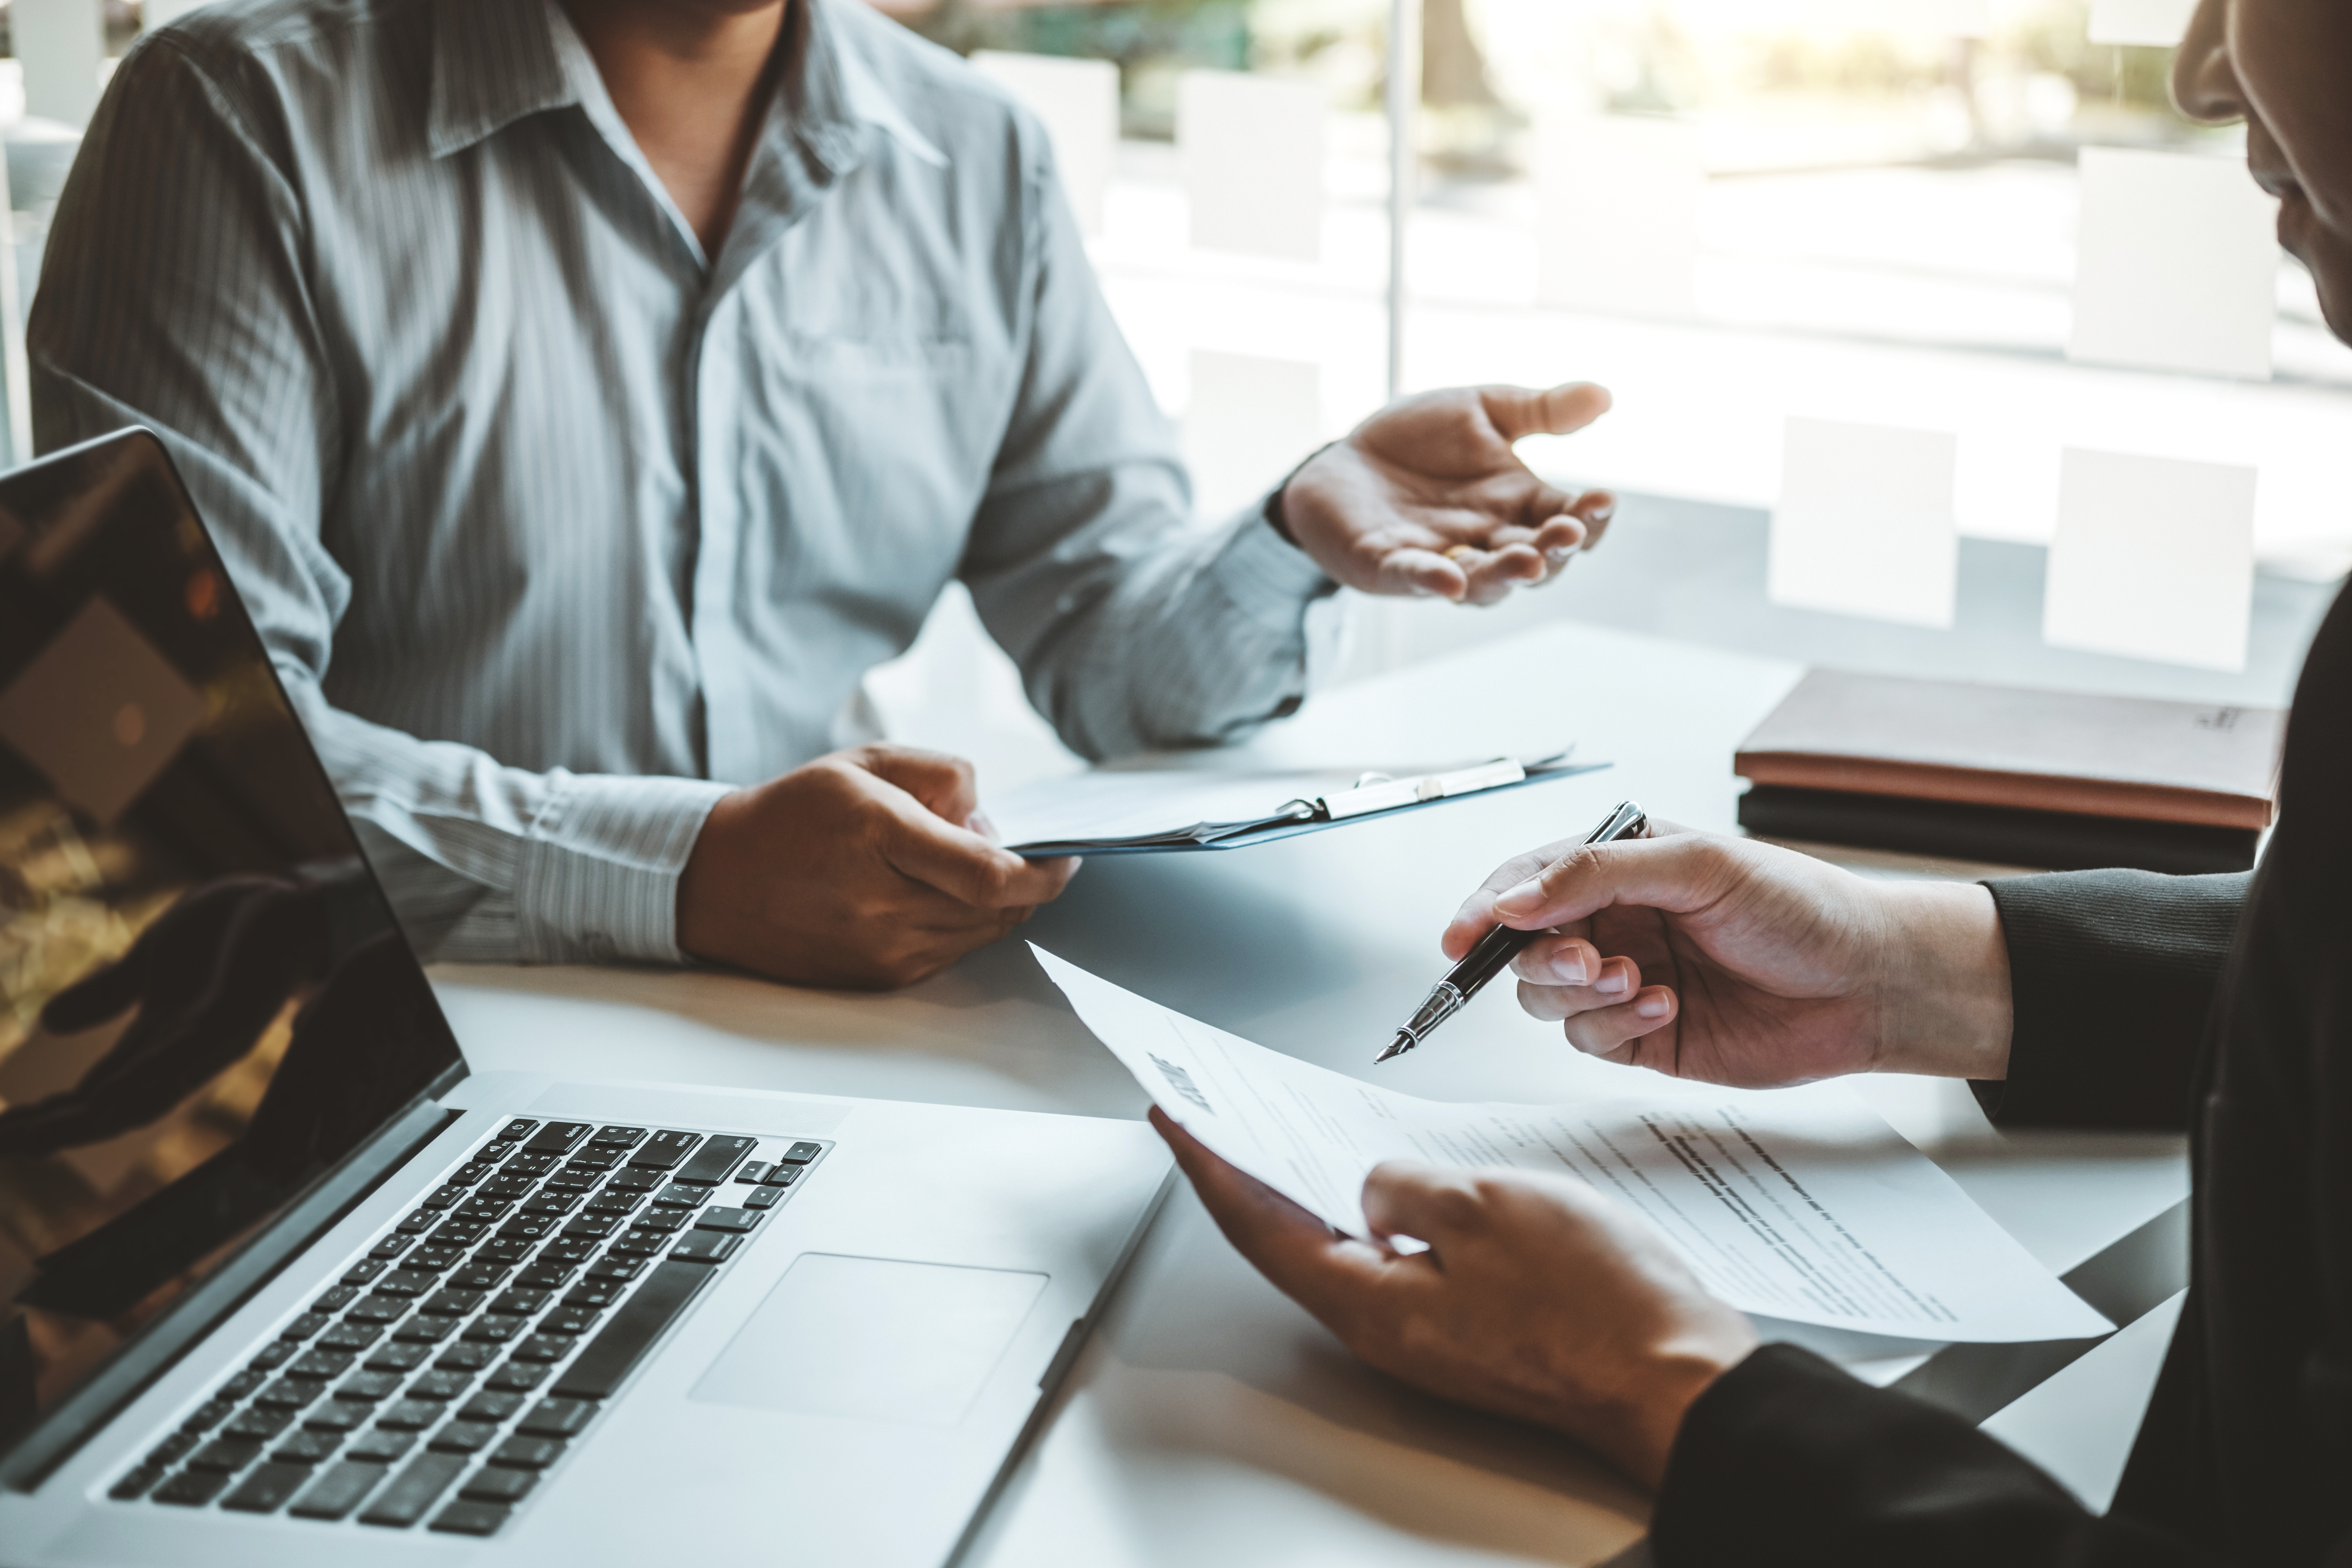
[2043,447,2256,672]
[1533,112,1702,319]
[2069,147,2279,381]
[1178,71,1325,262]
[1036,948,2111,1343]
[1768,417,1959,628]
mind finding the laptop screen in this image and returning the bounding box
[0,433,463,1447]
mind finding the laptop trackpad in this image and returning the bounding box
[689,1254,1048,1427]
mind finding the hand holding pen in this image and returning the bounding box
[1377,800,1650,1063]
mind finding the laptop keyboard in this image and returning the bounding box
[104,1118,828,1537]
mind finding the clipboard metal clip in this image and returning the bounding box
[1285,745,1579,825]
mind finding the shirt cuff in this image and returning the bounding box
[510,771,734,965]
[1204,497,1337,629]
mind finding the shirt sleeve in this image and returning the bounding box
[957,122,1343,762]
[1976,870,2250,1132]
[29,35,727,966]
[1653,1343,2216,1567]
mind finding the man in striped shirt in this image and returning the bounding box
[33,0,1616,987]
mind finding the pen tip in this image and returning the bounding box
[1374,1031,1413,1064]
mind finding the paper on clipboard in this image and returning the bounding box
[988,750,1606,858]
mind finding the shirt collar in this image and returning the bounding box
[426,0,945,171]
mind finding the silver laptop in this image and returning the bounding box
[0,431,1170,1564]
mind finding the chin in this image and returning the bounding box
[2304,245,2352,351]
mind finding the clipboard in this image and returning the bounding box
[999,750,1612,858]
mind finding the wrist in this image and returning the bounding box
[1262,440,1339,548]
[1869,880,2013,1080]
[1586,1325,1760,1491]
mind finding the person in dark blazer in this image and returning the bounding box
[1151,0,2352,1560]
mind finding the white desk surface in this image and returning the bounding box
[430,620,2188,1567]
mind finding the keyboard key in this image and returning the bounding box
[583,1257,644,1284]
[223,1406,294,1441]
[523,1120,592,1155]
[503,1152,559,1178]
[364,1344,431,1374]
[695,1207,760,1234]
[735,1161,774,1186]
[669,1232,741,1265]
[393,1211,436,1236]
[628,1130,701,1171]
[509,1335,571,1364]
[341,1259,390,1287]
[431,1499,512,1535]
[460,1465,537,1503]
[516,1398,595,1437]
[374,1269,437,1298]
[420,1182,469,1210]
[108,1465,167,1501]
[584,1191,642,1217]
[249,1342,298,1372]
[375,1399,442,1432]
[674,1135,757,1187]
[553,1261,714,1399]
[605,1170,663,1194]
[543,1165,603,1194]
[426,1421,499,1454]
[359,1452,465,1527]
[421,1289,485,1317]
[490,1289,551,1316]
[539,1306,600,1337]
[404,1245,467,1273]
[145,1431,200,1467]
[488,1435,566,1469]
[650,1183,708,1209]
[521,1192,579,1217]
[279,1312,331,1341]
[450,1160,501,1185]
[455,1199,515,1226]
[348,1428,418,1465]
[271,1429,343,1465]
[463,1316,524,1345]
[222,1461,313,1514]
[516,1263,577,1290]
[537,1237,599,1265]
[568,1148,624,1174]
[187,1437,263,1473]
[497,1119,539,1143]
[289,1348,358,1380]
[497,1215,558,1242]
[631,1210,686,1235]
[289,1459,388,1520]
[254,1377,323,1410]
[608,1233,667,1259]
[591,1125,647,1149]
[479,1175,535,1203]
[562,1215,619,1241]
[777,1141,824,1165]
[153,1467,234,1506]
[743,1185,785,1210]
[346,1295,407,1325]
[320,1321,384,1351]
[763,1166,802,1189]
[446,1263,513,1293]
[180,1399,236,1432]
[428,1219,488,1247]
[435,1343,499,1373]
[486,1361,548,1394]
[301,1403,367,1434]
[563,1281,625,1309]
[459,1392,528,1425]
[311,1286,360,1314]
[337,1370,405,1402]
[392,1316,456,1345]
[408,1369,475,1401]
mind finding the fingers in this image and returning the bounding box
[1360,1160,1486,1249]
[879,795,1080,911]
[1519,978,1680,1059]
[1152,1109,1392,1318]
[1373,546,1470,602]
[1487,833,1742,933]
[855,744,982,824]
[1511,933,1602,987]
[1478,381,1613,443]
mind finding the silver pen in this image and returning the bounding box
[1374,799,1648,1064]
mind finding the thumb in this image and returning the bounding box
[1361,1160,1483,1249]
[853,744,980,824]
[1479,381,1612,444]
[1488,832,1738,932]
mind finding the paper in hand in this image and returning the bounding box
[1035,946,2109,1344]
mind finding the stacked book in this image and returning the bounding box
[1734,671,2283,874]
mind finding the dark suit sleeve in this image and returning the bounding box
[1652,1344,2214,1568]
[1975,870,2249,1132]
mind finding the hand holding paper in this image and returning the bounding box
[1034,946,2107,1344]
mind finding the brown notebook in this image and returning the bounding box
[1735,671,2285,831]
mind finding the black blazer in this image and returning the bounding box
[1651,582,2352,1567]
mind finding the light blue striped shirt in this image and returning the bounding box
[31,0,1338,965]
